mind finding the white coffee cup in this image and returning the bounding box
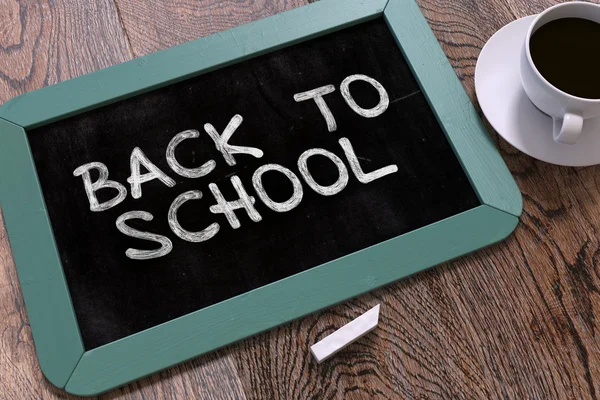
[520,1,600,145]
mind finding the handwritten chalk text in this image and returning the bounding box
[74,74,399,260]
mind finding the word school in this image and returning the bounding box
[74,74,399,260]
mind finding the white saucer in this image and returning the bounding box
[475,15,600,167]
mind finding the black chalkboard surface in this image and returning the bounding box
[28,18,479,350]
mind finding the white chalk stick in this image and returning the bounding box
[310,304,380,363]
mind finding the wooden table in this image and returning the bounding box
[1,0,599,398]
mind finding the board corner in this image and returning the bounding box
[64,351,107,397]
[0,95,30,128]
[0,118,27,206]
[480,203,520,245]
[0,115,25,132]
[479,173,523,219]
[37,339,84,390]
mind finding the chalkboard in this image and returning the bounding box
[29,18,477,350]
[0,0,520,394]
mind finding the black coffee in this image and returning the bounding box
[530,18,600,99]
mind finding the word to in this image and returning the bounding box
[74,74,398,260]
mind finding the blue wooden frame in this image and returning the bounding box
[0,0,521,395]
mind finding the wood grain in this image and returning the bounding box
[1,203,245,400]
[0,2,130,397]
[0,1,246,399]
[2,0,600,399]
[232,0,600,399]
[112,0,308,56]
[0,0,131,104]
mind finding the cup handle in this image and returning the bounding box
[553,113,584,145]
